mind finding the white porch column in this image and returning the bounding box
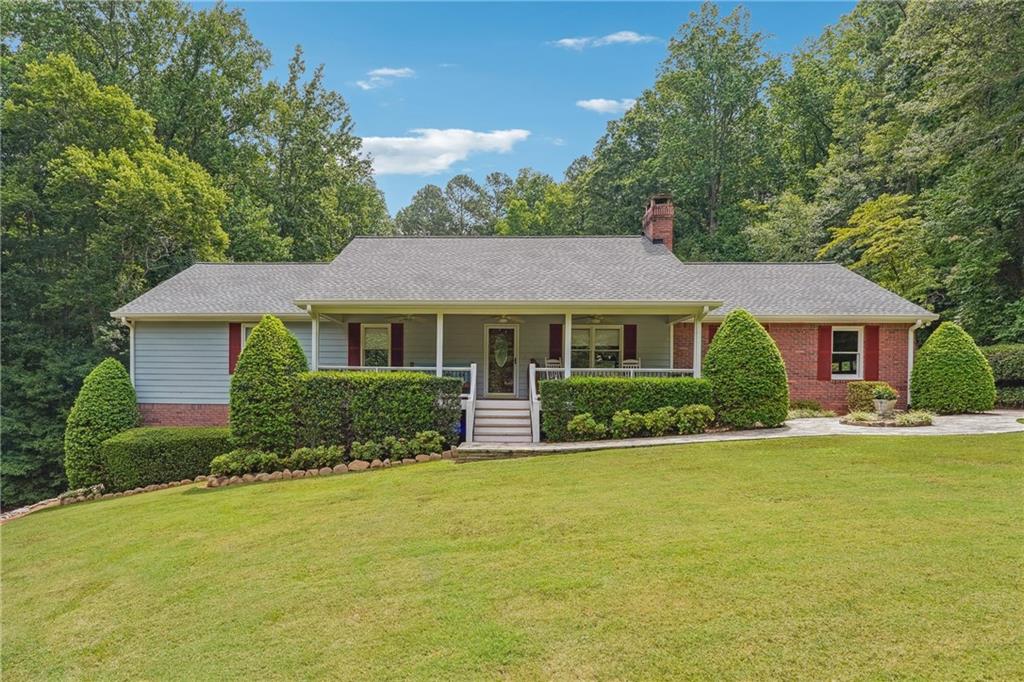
[563,313,572,378]
[311,312,319,370]
[693,318,703,378]
[435,312,444,376]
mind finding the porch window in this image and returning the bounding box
[362,324,391,367]
[831,327,862,379]
[571,326,623,368]
[241,323,256,347]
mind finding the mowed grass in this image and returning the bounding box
[3,434,1022,680]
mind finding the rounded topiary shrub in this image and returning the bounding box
[64,357,140,489]
[703,309,789,428]
[911,322,995,413]
[230,314,308,453]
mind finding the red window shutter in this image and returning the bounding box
[228,323,242,374]
[390,323,404,367]
[549,324,562,360]
[864,325,880,380]
[707,324,719,344]
[623,324,638,360]
[347,323,361,367]
[817,325,833,381]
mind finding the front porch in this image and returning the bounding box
[304,309,707,443]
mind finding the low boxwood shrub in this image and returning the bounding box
[410,430,445,456]
[230,314,308,454]
[286,445,345,471]
[645,406,678,437]
[610,410,646,439]
[64,358,140,489]
[99,426,230,492]
[703,309,789,428]
[911,322,995,413]
[566,413,607,441]
[382,436,411,460]
[540,376,711,442]
[350,440,383,461]
[847,381,892,412]
[980,344,1024,386]
[210,449,284,477]
[996,386,1024,408]
[677,405,715,434]
[294,371,462,447]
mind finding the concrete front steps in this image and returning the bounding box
[472,399,533,443]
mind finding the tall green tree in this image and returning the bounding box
[1,54,229,507]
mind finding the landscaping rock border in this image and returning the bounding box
[838,418,930,428]
[1,451,457,523]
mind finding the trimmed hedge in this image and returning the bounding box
[704,309,789,428]
[210,449,283,477]
[100,426,231,492]
[64,358,140,489]
[294,371,463,447]
[980,344,1024,385]
[996,386,1024,408]
[230,314,308,453]
[911,322,995,413]
[847,381,892,412]
[539,376,711,442]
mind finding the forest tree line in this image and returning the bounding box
[2,0,1022,507]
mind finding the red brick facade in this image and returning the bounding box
[674,321,912,412]
[140,403,229,427]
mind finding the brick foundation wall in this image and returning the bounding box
[673,322,912,413]
[139,403,229,427]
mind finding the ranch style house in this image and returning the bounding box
[112,196,938,443]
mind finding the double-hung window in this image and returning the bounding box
[831,327,863,379]
[362,324,391,367]
[241,323,256,347]
[570,326,622,368]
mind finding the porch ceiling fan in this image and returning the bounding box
[386,313,420,322]
[576,314,606,324]
[490,313,524,324]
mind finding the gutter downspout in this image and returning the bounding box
[906,319,924,407]
[121,317,135,388]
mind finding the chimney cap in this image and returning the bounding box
[648,193,672,205]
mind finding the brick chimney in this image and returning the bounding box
[642,194,674,252]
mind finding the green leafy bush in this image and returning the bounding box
[703,309,789,428]
[996,386,1024,408]
[294,371,462,447]
[980,344,1024,385]
[350,440,383,461]
[382,436,411,460]
[411,430,445,455]
[676,405,716,434]
[99,426,230,492]
[911,322,996,413]
[566,413,607,441]
[64,358,140,489]
[644,406,678,437]
[845,411,876,423]
[872,385,899,401]
[230,314,308,453]
[894,411,933,426]
[209,449,283,477]
[610,410,647,439]
[846,381,891,412]
[540,376,711,442]
[286,446,345,471]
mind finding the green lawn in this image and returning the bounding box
[3,434,1022,680]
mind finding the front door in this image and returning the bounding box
[484,325,517,396]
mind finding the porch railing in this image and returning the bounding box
[533,366,695,383]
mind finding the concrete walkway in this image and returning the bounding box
[456,410,1024,456]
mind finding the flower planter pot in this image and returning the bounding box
[873,399,897,417]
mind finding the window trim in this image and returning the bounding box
[831,325,864,380]
[361,323,392,367]
[570,325,624,368]
[241,323,257,347]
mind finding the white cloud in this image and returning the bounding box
[363,128,531,175]
[552,30,656,50]
[576,98,636,114]
[356,66,415,90]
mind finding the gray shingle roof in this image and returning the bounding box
[112,237,936,320]
[679,263,936,320]
[111,263,325,317]
[297,236,721,303]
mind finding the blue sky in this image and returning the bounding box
[231,1,855,213]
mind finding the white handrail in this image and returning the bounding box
[528,363,540,442]
[466,363,477,442]
[535,367,695,381]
